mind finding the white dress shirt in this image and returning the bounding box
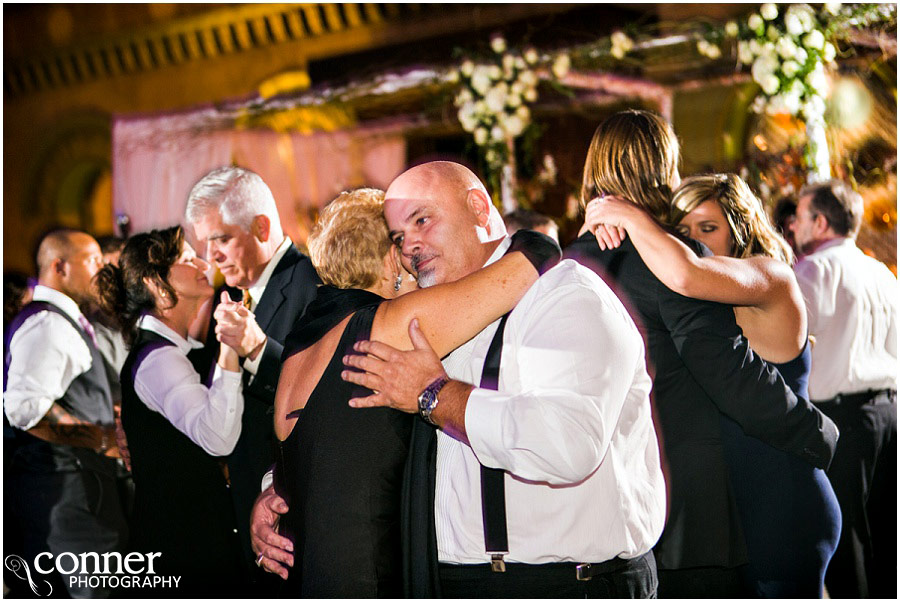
[134,315,244,456]
[5,285,93,430]
[794,237,898,400]
[436,241,666,565]
[241,236,292,377]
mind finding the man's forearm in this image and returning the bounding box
[27,404,113,452]
[430,380,475,446]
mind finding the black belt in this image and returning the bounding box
[439,552,648,581]
[816,388,896,407]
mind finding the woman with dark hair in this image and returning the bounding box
[96,226,247,597]
[582,173,841,597]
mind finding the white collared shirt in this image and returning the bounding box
[4,285,94,430]
[242,236,292,376]
[435,242,666,565]
[794,237,898,400]
[133,315,244,456]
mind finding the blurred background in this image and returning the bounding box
[4,3,896,273]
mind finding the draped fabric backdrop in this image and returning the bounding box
[112,106,407,250]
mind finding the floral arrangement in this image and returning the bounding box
[449,34,570,208]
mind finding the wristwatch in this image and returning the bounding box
[417,376,449,426]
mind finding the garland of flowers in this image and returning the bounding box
[449,34,570,210]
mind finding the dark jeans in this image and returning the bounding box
[439,551,657,598]
[818,389,897,599]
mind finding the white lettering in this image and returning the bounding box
[33,552,54,574]
[101,552,124,574]
[123,552,144,575]
[78,552,101,574]
[55,552,78,575]
[144,552,161,575]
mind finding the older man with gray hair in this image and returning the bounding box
[185,166,320,576]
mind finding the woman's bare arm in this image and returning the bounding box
[372,250,539,357]
[584,196,797,308]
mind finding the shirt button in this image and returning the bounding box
[233,528,238,533]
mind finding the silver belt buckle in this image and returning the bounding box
[490,553,506,573]
[576,562,592,581]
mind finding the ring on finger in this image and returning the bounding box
[256,552,264,567]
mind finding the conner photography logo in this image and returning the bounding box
[4,552,180,596]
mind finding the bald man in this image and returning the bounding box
[252,162,666,597]
[5,229,127,598]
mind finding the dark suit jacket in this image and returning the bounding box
[195,243,320,564]
[565,232,837,571]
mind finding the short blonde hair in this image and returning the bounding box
[581,110,681,223]
[672,174,793,263]
[307,188,392,289]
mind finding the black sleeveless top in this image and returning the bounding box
[275,286,413,598]
[120,328,246,597]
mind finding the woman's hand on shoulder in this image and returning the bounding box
[583,196,636,250]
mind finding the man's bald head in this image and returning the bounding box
[383,161,506,287]
[36,229,103,304]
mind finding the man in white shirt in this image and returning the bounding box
[246,162,653,597]
[4,229,127,597]
[184,166,320,578]
[791,180,897,599]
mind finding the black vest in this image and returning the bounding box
[119,329,245,587]
[4,301,116,475]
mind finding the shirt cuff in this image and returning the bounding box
[241,338,267,376]
[463,387,508,469]
[6,397,56,431]
[213,363,243,386]
[261,469,274,491]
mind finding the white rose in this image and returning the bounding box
[766,93,788,115]
[458,103,478,132]
[782,60,801,78]
[489,65,503,80]
[460,60,475,77]
[806,63,828,95]
[611,31,634,51]
[471,67,492,95]
[759,72,781,95]
[705,44,722,59]
[485,85,507,113]
[502,54,515,72]
[785,4,816,36]
[824,2,842,15]
[490,125,505,142]
[446,70,460,84]
[455,88,473,106]
[803,95,826,119]
[749,39,762,55]
[760,3,778,20]
[474,100,488,116]
[748,13,764,32]
[485,149,498,165]
[490,35,506,54]
[510,81,524,96]
[523,87,538,102]
[738,41,755,65]
[750,95,767,114]
[775,37,796,60]
[794,47,808,64]
[767,25,780,41]
[474,127,489,145]
[524,48,539,64]
[611,46,625,59]
[751,53,779,86]
[515,56,527,70]
[782,86,803,115]
[823,42,836,63]
[516,105,531,122]
[697,39,710,54]
[504,115,526,137]
[552,54,571,78]
[725,21,739,37]
[519,69,538,87]
[506,92,522,108]
[803,30,825,51]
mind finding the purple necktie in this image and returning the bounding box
[78,315,98,347]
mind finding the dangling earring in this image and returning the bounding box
[394,273,403,291]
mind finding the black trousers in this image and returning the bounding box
[817,389,896,599]
[438,551,657,598]
[7,469,128,598]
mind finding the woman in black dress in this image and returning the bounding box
[96,226,247,597]
[271,187,558,597]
